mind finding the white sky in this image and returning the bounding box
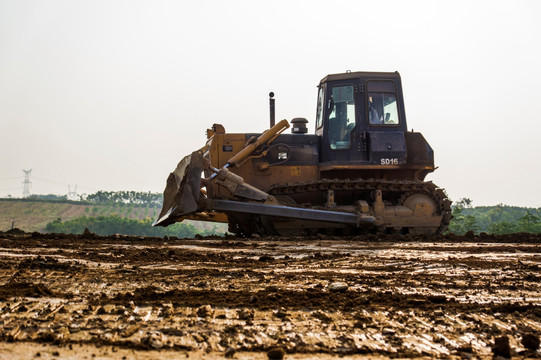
[1,0,540,207]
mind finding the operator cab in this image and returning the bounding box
[316,71,411,175]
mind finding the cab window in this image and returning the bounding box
[328,85,355,149]
[367,81,399,125]
[316,87,324,128]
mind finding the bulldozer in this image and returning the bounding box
[154,71,452,236]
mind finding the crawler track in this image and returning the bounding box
[231,179,452,236]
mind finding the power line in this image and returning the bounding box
[32,176,69,186]
[0,187,22,192]
[29,186,63,193]
[2,172,128,197]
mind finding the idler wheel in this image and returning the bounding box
[402,193,439,235]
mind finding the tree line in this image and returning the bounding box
[82,191,163,206]
[448,198,541,235]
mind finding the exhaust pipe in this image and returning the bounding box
[269,92,275,127]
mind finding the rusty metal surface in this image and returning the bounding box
[154,150,205,227]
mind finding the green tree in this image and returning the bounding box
[489,211,541,234]
[488,221,515,235]
[448,198,479,235]
[83,191,163,205]
[517,211,540,232]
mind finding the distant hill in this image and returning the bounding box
[0,199,224,234]
[0,199,92,232]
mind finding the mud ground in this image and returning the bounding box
[0,230,540,359]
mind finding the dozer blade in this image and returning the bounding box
[153,150,206,227]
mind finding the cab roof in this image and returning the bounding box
[319,71,401,85]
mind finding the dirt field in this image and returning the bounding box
[0,230,540,359]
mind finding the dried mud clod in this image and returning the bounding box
[267,347,285,360]
[492,336,512,358]
[521,333,540,351]
[224,346,236,358]
[0,281,55,300]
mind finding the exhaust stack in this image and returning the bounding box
[269,92,275,127]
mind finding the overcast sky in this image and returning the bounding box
[1,0,540,207]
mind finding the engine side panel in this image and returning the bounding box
[209,133,320,195]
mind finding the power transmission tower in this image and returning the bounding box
[22,169,32,198]
[68,185,78,200]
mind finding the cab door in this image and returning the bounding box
[365,79,408,165]
[318,81,367,165]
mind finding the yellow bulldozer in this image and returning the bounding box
[154,71,452,236]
